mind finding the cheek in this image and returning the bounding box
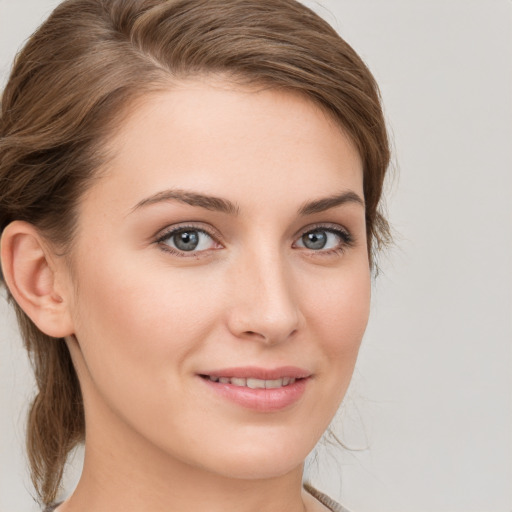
[304,263,371,385]
[67,252,227,442]
[310,264,370,342]
[69,248,222,384]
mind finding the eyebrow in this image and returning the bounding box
[130,189,240,215]
[298,190,365,215]
[130,188,364,216]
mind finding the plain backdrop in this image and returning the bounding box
[1,1,511,511]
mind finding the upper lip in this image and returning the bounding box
[199,366,312,380]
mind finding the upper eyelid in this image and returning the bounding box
[294,222,351,239]
[154,222,221,243]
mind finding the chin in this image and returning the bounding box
[203,453,305,481]
[184,428,317,480]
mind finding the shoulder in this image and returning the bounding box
[303,483,353,512]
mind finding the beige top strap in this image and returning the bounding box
[303,483,352,512]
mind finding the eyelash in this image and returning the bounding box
[294,223,355,257]
[155,224,221,257]
[154,223,354,257]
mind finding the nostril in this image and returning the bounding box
[243,330,266,339]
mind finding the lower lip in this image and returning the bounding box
[199,377,309,412]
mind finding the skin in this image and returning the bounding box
[2,79,370,512]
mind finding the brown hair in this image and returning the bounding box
[0,0,391,505]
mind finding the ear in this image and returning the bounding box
[0,221,74,338]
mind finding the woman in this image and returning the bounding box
[0,0,391,510]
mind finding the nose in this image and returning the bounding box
[225,250,303,345]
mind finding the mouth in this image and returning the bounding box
[197,366,311,412]
[199,375,302,389]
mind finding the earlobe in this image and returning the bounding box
[0,221,74,338]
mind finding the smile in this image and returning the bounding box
[202,375,298,388]
[198,366,311,412]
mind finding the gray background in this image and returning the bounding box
[1,1,511,511]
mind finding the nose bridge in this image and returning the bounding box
[227,243,301,343]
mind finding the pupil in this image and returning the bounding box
[174,230,199,251]
[303,231,327,250]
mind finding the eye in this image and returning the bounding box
[294,226,352,253]
[156,226,219,255]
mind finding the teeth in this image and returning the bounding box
[265,378,283,389]
[246,378,266,389]
[207,375,298,388]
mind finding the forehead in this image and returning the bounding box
[85,79,363,216]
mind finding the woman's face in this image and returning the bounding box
[62,79,370,480]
